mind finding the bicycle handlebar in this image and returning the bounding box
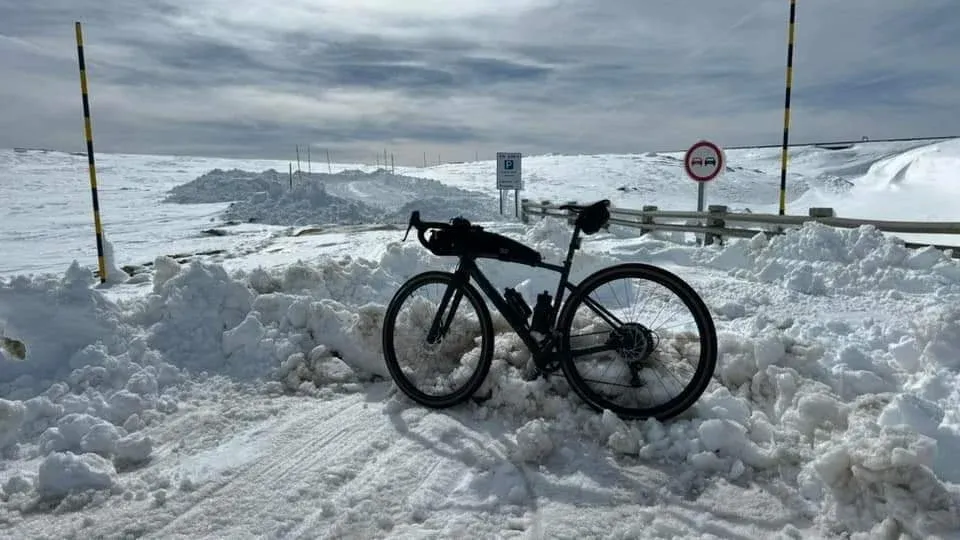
[403,210,456,248]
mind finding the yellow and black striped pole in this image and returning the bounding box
[778,0,797,216]
[75,21,107,283]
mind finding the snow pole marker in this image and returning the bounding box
[75,21,107,283]
[778,0,797,216]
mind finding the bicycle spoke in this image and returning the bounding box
[382,272,493,408]
[580,292,625,329]
[558,264,716,420]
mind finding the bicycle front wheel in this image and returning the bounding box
[557,263,717,421]
[381,271,494,409]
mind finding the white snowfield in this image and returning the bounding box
[1,140,960,539]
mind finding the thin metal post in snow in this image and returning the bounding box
[778,0,798,215]
[295,145,303,182]
[74,21,107,283]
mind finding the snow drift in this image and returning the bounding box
[1,216,959,537]
[163,168,504,227]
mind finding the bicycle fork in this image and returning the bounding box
[426,275,465,344]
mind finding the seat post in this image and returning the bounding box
[564,224,582,268]
[551,224,581,307]
[453,256,473,283]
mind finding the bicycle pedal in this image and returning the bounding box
[471,389,493,404]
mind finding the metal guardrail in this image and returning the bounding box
[519,199,960,257]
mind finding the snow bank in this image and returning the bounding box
[707,221,960,295]
[101,233,129,285]
[0,219,616,480]
[2,215,960,537]
[0,267,161,477]
[221,181,382,226]
[164,167,503,226]
[0,262,130,392]
[163,168,286,204]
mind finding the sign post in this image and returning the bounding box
[683,140,724,245]
[683,140,724,212]
[496,152,522,217]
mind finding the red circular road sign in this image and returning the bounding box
[683,140,724,182]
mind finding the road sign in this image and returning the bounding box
[683,140,724,182]
[497,152,522,190]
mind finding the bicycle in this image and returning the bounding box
[381,199,717,421]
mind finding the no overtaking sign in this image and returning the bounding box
[683,140,724,182]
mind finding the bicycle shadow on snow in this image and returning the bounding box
[380,394,807,538]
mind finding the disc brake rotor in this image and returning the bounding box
[607,322,658,386]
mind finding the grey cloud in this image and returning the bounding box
[1,0,959,164]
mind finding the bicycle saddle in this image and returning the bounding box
[560,200,610,235]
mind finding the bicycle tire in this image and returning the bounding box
[381,271,494,409]
[557,263,717,421]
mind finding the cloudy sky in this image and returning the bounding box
[1,0,957,164]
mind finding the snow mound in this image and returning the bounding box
[100,233,129,285]
[37,451,118,499]
[708,222,960,295]
[3,211,960,536]
[163,168,286,204]
[130,258,263,378]
[807,404,960,538]
[383,196,503,224]
[221,181,382,226]
[319,168,498,213]
[163,167,503,226]
[0,262,130,394]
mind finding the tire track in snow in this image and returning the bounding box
[284,404,544,538]
[145,396,368,538]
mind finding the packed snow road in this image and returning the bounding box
[2,383,807,539]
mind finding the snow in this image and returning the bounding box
[1,140,960,538]
[164,167,503,227]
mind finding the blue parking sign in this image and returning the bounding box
[496,151,522,190]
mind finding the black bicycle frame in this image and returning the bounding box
[425,222,626,370]
[452,256,574,364]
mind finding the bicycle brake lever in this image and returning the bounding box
[403,211,420,241]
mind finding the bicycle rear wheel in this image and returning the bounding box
[557,263,717,421]
[381,271,494,408]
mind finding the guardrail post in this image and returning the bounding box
[705,205,727,246]
[520,198,530,223]
[808,207,835,218]
[540,200,551,220]
[565,200,578,226]
[640,205,658,235]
